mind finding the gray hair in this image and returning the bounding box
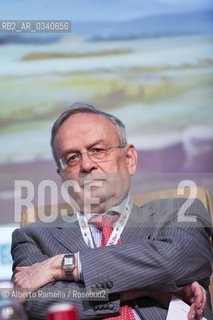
[50,102,127,167]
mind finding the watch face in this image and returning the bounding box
[62,255,75,280]
[63,255,74,270]
[66,257,73,265]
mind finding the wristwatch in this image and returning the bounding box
[61,254,75,281]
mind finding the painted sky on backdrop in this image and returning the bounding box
[0,0,213,22]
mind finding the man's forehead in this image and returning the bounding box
[54,112,119,148]
[59,113,115,133]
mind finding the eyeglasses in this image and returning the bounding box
[59,146,124,170]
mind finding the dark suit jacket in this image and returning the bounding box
[11,198,213,320]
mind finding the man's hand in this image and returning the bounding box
[153,282,206,320]
[13,254,65,291]
[183,281,206,320]
[123,282,206,320]
[166,281,207,320]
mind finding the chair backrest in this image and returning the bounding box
[21,186,213,308]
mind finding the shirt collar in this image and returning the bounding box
[85,194,131,222]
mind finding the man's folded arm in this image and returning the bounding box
[11,228,121,320]
[80,200,212,294]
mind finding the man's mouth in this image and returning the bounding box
[80,179,105,188]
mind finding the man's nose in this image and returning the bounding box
[80,152,97,172]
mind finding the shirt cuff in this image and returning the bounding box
[76,252,84,281]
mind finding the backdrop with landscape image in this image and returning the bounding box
[0,0,213,225]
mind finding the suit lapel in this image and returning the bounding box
[121,203,156,243]
[51,219,88,253]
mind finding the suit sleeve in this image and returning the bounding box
[80,199,212,294]
[11,227,120,320]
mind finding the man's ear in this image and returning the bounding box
[125,144,137,176]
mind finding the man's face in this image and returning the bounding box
[53,113,137,213]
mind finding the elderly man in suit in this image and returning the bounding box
[12,103,212,319]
